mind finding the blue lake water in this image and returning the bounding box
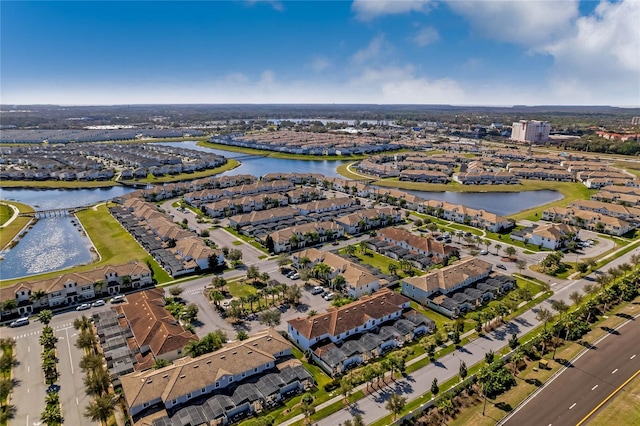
[0,216,95,280]
[1,144,564,278]
[399,189,563,216]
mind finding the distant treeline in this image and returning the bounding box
[2,104,639,131]
[561,135,640,156]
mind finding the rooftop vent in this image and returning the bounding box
[180,375,185,379]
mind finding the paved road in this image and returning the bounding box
[502,313,640,426]
[282,247,640,426]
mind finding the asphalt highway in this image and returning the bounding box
[502,313,640,426]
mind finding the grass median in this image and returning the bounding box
[0,200,34,250]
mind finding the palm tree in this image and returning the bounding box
[84,394,117,426]
[569,290,584,307]
[73,315,92,332]
[312,262,332,285]
[495,243,502,256]
[80,353,104,373]
[154,358,169,369]
[37,309,53,325]
[83,367,110,397]
[75,331,97,351]
[511,348,525,377]
[536,307,553,331]
[385,393,407,421]
[30,289,48,307]
[208,290,224,307]
[332,275,346,291]
[344,245,357,257]
[387,262,398,276]
[631,253,640,271]
[299,256,312,269]
[358,240,368,253]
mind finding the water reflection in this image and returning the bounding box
[1,216,95,280]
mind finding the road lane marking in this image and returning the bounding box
[65,328,74,374]
[28,346,30,353]
[576,369,640,426]
[76,397,79,405]
[612,368,618,374]
[569,403,577,410]
[27,366,30,373]
[631,354,636,360]
[592,385,598,391]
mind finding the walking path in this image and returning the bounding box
[0,202,19,228]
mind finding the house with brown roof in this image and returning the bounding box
[401,257,497,317]
[120,328,292,419]
[287,288,411,352]
[115,288,199,372]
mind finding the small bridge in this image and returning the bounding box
[230,154,268,160]
[20,208,75,218]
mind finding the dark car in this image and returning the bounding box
[496,264,507,270]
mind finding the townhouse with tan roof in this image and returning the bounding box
[228,206,299,228]
[334,207,402,234]
[542,206,634,236]
[291,248,381,298]
[591,190,640,206]
[419,200,514,232]
[510,223,579,250]
[0,262,152,317]
[401,257,513,318]
[399,169,449,183]
[120,328,301,421]
[569,199,640,222]
[267,221,344,254]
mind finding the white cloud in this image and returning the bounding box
[352,0,434,20]
[413,25,439,46]
[308,56,331,73]
[244,0,284,12]
[447,0,579,46]
[351,35,393,64]
[540,0,640,105]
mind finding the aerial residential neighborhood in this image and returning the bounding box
[2,1,640,425]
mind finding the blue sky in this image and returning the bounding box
[2,1,639,106]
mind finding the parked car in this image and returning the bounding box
[310,286,324,295]
[496,264,507,270]
[480,250,488,255]
[110,295,126,304]
[76,303,91,311]
[323,292,335,301]
[290,273,300,280]
[331,241,340,246]
[10,317,29,328]
[91,300,106,307]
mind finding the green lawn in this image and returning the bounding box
[200,141,383,161]
[0,201,35,250]
[1,203,171,287]
[223,227,270,254]
[339,248,422,276]
[226,279,258,299]
[0,203,13,226]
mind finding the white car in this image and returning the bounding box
[323,292,335,301]
[110,295,126,304]
[91,300,106,307]
[76,303,91,311]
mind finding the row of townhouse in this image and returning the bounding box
[570,199,640,223]
[292,248,383,298]
[268,221,345,253]
[510,223,579,250]
[137,174,258,202]
[401,257,514,318]
[261,171,326,184]
[183,180,295,207]
[0,168,115,181]
[95,288,199,374]
[0,262,152,317]
[399,169,449,183]
[333,207,403,234]
[356,159,400,178]
[287,289,435,375]
[591,190,640,206]
[377,227,457,262]
[455,169,519,185]
[577,170,635,188]
[121,329,306,421]
[202,193,290,218]
[542,207,634,236]
[584,177,639,189]
[117,198,224,275]
[418,199,514,232]
[507,167,574,182]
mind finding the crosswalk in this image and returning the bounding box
[12,322,74,340]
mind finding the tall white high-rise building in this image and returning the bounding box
[510,120,551,143]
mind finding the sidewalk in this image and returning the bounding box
[278,293,547,426]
